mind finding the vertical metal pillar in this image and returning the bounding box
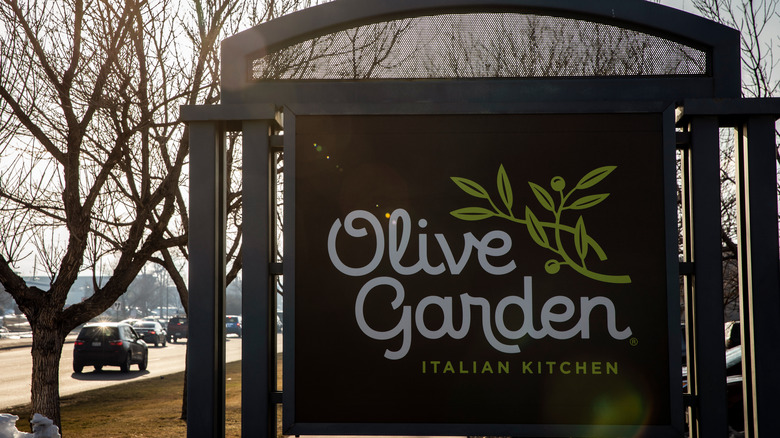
[685,116,728,438]
[736,116,780,437]
[242,120,276,438]
[281,108,296,433]
[188,121,227,438]
[680,128,698,438]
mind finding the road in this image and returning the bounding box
[0,337,244,410]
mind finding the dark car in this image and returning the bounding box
[73,322,148,373]
[132,321,167,347]
[167,316,188,343]
[724,346,744,433]
[226,315,242,337]
[682,345,745,434]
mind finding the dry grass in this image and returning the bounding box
[7,355,283,438]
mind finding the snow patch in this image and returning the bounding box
[0,414,60,438]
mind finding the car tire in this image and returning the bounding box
[139,352,148,371]
[94,365,103,372]
[120,353,131,373]
[73,362,83,374]
[172,336,177,343]
[154,340,159,347]
[162,337,166,347]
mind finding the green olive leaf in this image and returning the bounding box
[451,177,491,199]
[575,166,616,190]
[450,207,495,221]
[574,216,589,260]
[528,182,555,212]
[566,193,609,210]
[497,164,513,212]
[586,236,608,261]
[525,207,549,248]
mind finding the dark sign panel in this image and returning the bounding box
[289,113,675,435]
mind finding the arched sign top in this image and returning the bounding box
[221,0,740,103]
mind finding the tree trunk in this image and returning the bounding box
[30,325,66,431]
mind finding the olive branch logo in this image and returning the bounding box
[450,165,631,284]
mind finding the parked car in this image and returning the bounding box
[167,315,188,343]
[73,322,148,373]
[132,321,167,347]
[226,315,242,337]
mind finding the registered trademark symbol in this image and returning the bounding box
[630,337,639,346]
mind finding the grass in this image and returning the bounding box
[6,355,283,438]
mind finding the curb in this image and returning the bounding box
[0,334,78,351]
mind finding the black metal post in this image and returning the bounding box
[188,121,227,438]
[242,120,276,438]
[736,116,780,437]
[686,116,728,438]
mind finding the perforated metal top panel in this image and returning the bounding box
[251,13,707,80]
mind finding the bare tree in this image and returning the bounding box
[684,0,780,318]
[0,0,288,430]
[256,12,703,80]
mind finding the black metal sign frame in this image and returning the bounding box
[181,1,780,437]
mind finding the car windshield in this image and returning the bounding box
[138,322,156,328]
[78,326,118,341]
[226,317,239,323]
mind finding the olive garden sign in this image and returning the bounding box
[291,113,674,434]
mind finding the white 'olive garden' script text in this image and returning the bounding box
[327,209,632,360]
